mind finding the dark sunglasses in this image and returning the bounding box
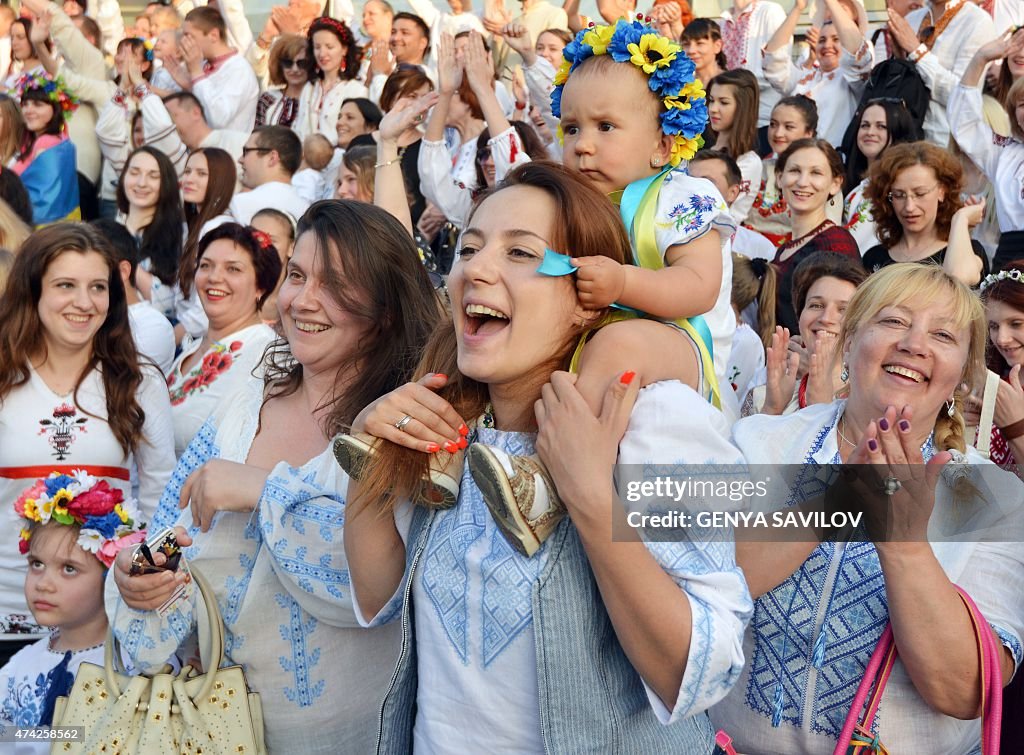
[476,147,492,162]
[281,57,309,69]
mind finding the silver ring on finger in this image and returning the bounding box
[882,476,902,496]
[394,414,413,432]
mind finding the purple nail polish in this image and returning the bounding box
[878,418,889,432]
[898,420,910,432]
[868,439,878,452]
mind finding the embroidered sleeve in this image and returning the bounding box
[760,46,798,96]
[914,12,995,106]
[418,139,475,228]
[655,172,737,261]
[839,38,874,88]
[256,454,361,628]
[490,127,532,185]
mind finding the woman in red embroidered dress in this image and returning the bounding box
[770,138,859,332]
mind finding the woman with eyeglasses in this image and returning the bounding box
[842,98,921,255]
[256,34,309,129]
[862,142,988,286]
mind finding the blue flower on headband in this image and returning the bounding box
[661,99,708,139]
[45,475,75,497]
[649,53,695,96]
[550,84,563,118]
[607,19,645,62]
[83,512,122,539]
[563,35,592,70]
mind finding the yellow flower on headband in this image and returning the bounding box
[20,528,32,544]
[628,34,679,74]
[51,488,74,509]
[583,24,616,56]
[679,79,706,100]
[23,499,40,523]
[554,59,571,87]
[670,134,702,165]
[115,503,129,524]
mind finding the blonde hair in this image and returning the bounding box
[0,198,30,252]
[838,263,984,453]
[0,249,13,294]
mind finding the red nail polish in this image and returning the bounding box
[620,370,636,386]
[433,372,447,380]
[458,423,469,436]
[457,436,468,450]
[426,442,440,453]
[444,440,459,453]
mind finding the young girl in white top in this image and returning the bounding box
[0,471,145,737]
[706,68,762,224]
[295,17,368,144]
[948,27,1024,272]
[339,20,737,557]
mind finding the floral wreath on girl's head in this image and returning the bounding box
[15,470,146,568]
[551,17,707,165]
[10,71,80,117]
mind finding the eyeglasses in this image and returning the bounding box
[281,57,308,69]
[887,184,939,204]
[241,146,273,157]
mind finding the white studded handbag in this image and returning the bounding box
[49,567,266,754]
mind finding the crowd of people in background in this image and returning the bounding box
[0,0,1023,752]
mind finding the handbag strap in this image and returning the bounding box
[956,585,1003,755]
[833,624,894,755]
[975,370,1001,459]
[836,588,1004,755]
[104,565,227,706]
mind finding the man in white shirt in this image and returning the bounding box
[719,0,789,128]
[887,0,995,146]
[93,218,176,376]
[369,12,438,102]
[160,91,249,166]
[230,126,312,226]
[180,6,259,133]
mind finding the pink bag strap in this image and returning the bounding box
[834,587,1004,755]
[833,625,894,755]
[956,585,1003,755]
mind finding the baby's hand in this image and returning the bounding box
[572,256,626,310]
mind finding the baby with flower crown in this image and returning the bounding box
[463,19,740,556]
[0,471,145,737]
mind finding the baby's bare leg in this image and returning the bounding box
[574,319,701,413]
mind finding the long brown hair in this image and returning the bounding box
[180,148,237,298]
[707,69,760,158]
[864,141,964,249]
[357,161,633,512]
[731,253,777,348]
[0,224,145,455]
[263,200,442,437]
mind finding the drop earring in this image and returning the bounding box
[947,397,955,417]
[840,363,849,382]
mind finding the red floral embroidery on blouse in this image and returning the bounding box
[168,340,245,406]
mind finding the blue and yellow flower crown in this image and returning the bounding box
[10,71,80,116]
[551,18,707,166]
